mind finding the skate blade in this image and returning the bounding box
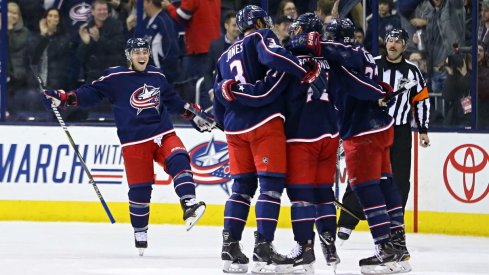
[398,260,412,273]
[223,260,248,273]
[327,261,338,274]
[251,262,282,274]
[292,263,314,274]
[338,239,346,247]
[138,248,145,257]
[360,262,402,274]
[185,204,206,231]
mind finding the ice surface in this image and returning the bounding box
[1,222,487,275]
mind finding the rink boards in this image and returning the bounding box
[0,125,488,237]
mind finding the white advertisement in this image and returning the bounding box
[0,125,233,204]
[417,132,489,214]
[1,126,489,214]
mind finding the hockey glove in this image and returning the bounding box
[310,71,328,100]
[301,60,322,85]
[43,89,77,109]
[377,81,395,109]
[218,79,239,102]
[183,103,216,132]
[285,32,321,56]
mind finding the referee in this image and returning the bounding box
[336,28,431,241]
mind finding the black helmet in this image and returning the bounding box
[289,13,323,36]
[384,28,409,44]
[236,5,272,33]
[325,18,355,45]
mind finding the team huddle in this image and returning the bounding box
[41,4,425,275]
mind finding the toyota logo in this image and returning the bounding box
[443,144,489,203]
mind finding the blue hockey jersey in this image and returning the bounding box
[319,41,394,139]
[213,28,308,134]
[73,66,186,146]
[224,55,339,142]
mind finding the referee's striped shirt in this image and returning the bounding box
[374,55,430,133]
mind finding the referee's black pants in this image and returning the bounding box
[337,124,412,230]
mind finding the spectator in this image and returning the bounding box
[443,45,470,127]
[162,0,220,81]
[276,0,298,20]
[16,0,44,32]
[273,15,293,45]
[315,0,363,27]
[162,0,220,108]
[354,26,365,46]
[55,0,93,41]
[31,8,75,91]
[423,0,465,94]
[478,0,489,46]
[203,11,239,101]
[77,0,125,83]
[408,51,428,75]
[477,43,489,128]
[315,0,335,23]
[365,0,401,51]
[142,0,180,84]
[75,0,125,121]
[6,1,30,118]
[116,0,138,38]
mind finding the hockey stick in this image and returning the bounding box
[333,140,366,220]
[32,68,116,224]
[184,103,224,131]
[334,199,365,221]
[384,79,418,102]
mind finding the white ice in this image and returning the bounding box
[1,222,488,275]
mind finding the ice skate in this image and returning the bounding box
[134,231,147,256]
[319,231,340,271]
[337,227,352,245]
[180,198,206,231]
[284,240,315,274]
[359,241,405,274]
[252,231,291,274]
[221,230,249,273]
[391,228,412,273]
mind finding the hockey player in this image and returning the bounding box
[213,5,323,274]
[336,29,426,270]
[42,38,212,256]
[286,18,411,274]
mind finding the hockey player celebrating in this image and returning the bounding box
[286,18,411,274]
[213,5,323,274]
[222,13,400,274]
[42,38,212,256]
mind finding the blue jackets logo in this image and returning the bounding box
[130,84,161,115]
[188,137,231,195]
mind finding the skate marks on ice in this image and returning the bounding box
[0,222,488,275]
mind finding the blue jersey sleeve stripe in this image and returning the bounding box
[340,66,384,95]
[233,73,286,99]
[254,32,307,74]
[92,70,134,84]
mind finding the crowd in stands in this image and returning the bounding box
[1,0,488,129]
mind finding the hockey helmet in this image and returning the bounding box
[325,18,355,45]
[236,5,273,33]
[125,37,151,61]
[384,28,409,44]
[289,13,323,36]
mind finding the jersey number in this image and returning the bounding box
[230,60,247,84]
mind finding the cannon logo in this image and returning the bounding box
[443,144,489,203]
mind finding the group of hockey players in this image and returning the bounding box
[213,5,413,275]
[41,3,415,275]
